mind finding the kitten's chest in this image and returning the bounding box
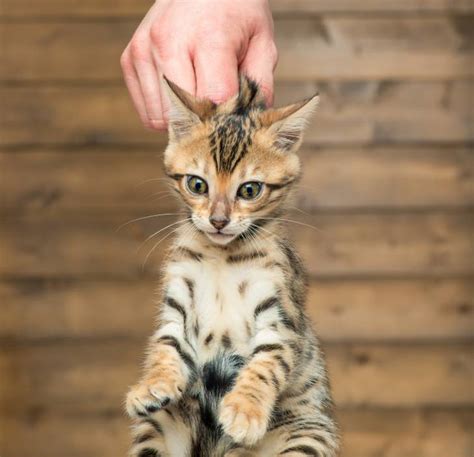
[167,256,279,361]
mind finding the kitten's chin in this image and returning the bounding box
[205,232,237,246]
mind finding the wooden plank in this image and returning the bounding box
[1,81,472,146]
[1,278,472,342]
[1,0,472,18]
[0,412,130,457]
[0,85,165,147]
[295,211,473,278]
[271,0,474,14]
[1,408,472,457]
[275,17,474,80]
[299,146,474,210]
[1,18,473,81]
[0,340,471,412]
[329,343,473,408]
[0,147,176,213]
[338,408,474,457]
[0,211,472,278]
[2,146,472,212]
[307,278,474,341]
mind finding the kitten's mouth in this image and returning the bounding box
[205,231,237,245]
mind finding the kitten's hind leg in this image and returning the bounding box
[129,419,169,457]
[224,448,257,457]
[275,424,339,457]
[129,406,193,457]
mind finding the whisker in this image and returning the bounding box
[251,229,268,255]
[116,212,187,232]
[135,177,171,189]
[146,190,175,200]
[256,217,324,233]
[172,222,198,254]
[149,194,179,204]
[287,205,312,217]
[244,226,261,255]
[252,222,277,239]
[235,221,259,254]
[248,224,272,254]
[238,220,273,255]
[142,221,192,269]
[137,218,192,253]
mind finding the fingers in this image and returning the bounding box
[121,0,278,131]
[155,52,196,124]
[119,2,167,130]
[121,38,166,131]
[134,57,166,130]
[240,35,278,107]
[120,48,151,128]
[193,46,240,104]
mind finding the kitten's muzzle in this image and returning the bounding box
[209,215,230,231]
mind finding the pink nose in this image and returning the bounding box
[209,216,230,230]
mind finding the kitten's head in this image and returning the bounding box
[163,76,318,246]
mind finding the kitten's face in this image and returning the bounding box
[163,77,318,246]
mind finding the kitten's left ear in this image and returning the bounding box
[162,77,216,140]
[260,94,319,152]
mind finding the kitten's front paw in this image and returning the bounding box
[219,390,269,446]
[126,378,184,418]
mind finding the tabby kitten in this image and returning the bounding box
[126,76,339,457]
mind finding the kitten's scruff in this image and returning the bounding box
[126,77,340,457]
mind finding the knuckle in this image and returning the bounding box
[143,120,156,130]
[268,42,278,65]
[120,50,132,70]
[129,36,150,62]
[150,25,172,60]
[196,27,232,52]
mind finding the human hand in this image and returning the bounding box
[120,0,277,130]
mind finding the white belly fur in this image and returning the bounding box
[165,253,283,364]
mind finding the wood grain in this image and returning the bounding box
[1,278,472,342]
[1,5,472,454]
[0,409,474,457]
[2,18,473,81]
[0,412,130,457]
[1,340,471,412]
[1,211,472,278]
[0,408,472,457]
[338,408,474,457]
[2,146,472,212]
[271,0,474,14]
[275,17,474,80]
[2,81,472,146]
[1,0,472,17]
[307,278,474,341]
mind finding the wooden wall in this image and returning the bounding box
[1,1,473,456]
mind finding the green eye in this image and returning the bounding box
[237,182,263,200]
[186,175,208,195]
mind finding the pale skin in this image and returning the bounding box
[120,0,278,130]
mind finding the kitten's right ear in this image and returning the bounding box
[162,77,216,140]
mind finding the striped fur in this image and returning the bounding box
[126,77,339,456]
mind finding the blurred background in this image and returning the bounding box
[1,1,473,456]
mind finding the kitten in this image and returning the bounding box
[126,76,340,457]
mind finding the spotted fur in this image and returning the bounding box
[126,76,339,457]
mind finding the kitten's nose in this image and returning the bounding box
[209,216,230,231]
